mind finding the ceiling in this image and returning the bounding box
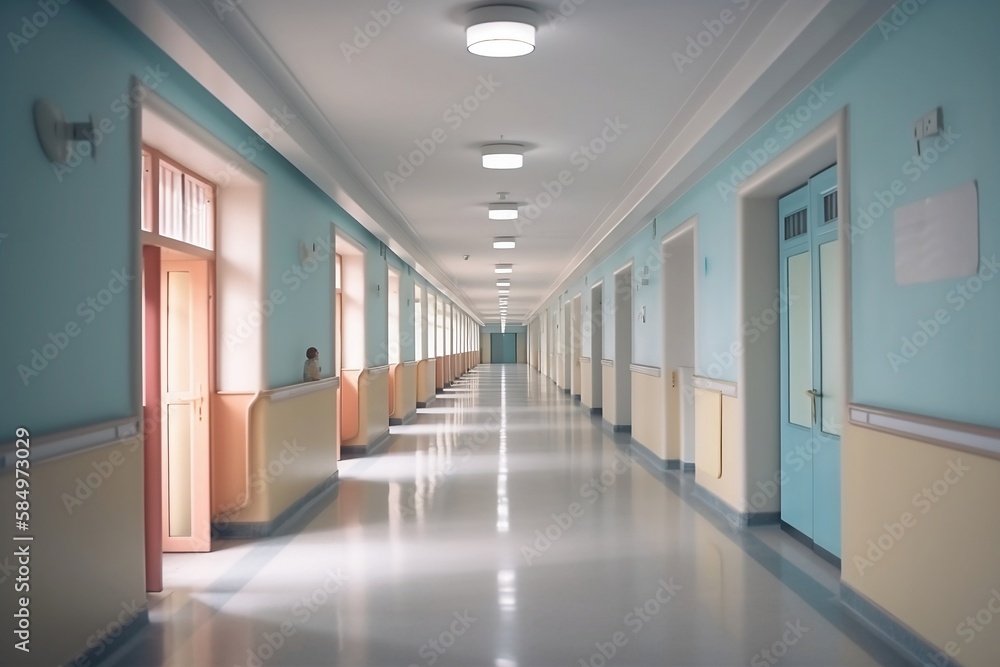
[116,0,893,324]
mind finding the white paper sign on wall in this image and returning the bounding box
[894,181,979,285]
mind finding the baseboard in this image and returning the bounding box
[779,521,842,569]
[589,407,602,415]
[417,396,436,408]
[573,394,581,403]
[71,608,149,667]
[601,419,631,434]
[368,429,391,455]
[692,484,780,528]
[682,462,695,473]
[628,439,670,474]
[389,409,417,427]
[212,472,340,539]
[563,387,571,395]
[840,583,958,667]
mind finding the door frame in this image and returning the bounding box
[734,108,851,533]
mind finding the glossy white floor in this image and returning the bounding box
[111,365,908,667]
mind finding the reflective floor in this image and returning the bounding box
[111,365,908,667]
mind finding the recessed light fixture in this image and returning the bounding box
[482,144,524,170]
[493,237,516,250]
[495,264,513,274]
[466,5,538,58]
[498,289,510,294]
[496,280,511,287]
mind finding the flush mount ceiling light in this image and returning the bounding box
[482,144,524,169]
[488,192,518,220]
[493,237,516,250]
[489,203,519,220]
[498,289,510,295]
[497,280,510,287]
[466,5,538,58]
[495,264,513,274]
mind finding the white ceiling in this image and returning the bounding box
[118,0,893,323]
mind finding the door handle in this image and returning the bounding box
[197,384,205,421]
[806,389,822,424]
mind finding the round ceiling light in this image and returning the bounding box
[489,202,519,220]
[466,6,538,58]
[482,144,524,169]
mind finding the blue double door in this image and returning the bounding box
[491,333,517,363]
[778,164,843,559]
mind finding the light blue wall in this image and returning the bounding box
[0,0,477,435]
[401,268,416,361]
[535,0,1000,428]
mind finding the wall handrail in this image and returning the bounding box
[850,403,1000,460]
[0,416,140,471]
[265,376,340,404]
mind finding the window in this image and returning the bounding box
[142,147,216,251]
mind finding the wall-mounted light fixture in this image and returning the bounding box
[34,100,97,164]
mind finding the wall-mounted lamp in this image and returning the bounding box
[34,100,97,164]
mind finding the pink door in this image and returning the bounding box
[161,260,212,552]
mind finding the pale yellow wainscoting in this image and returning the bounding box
[435,357,445,390]
[222,379,339,525]
[481,334,491,364]
[342,367,389,451]
[212,392,253,515]
[601,361,618,425]
[394,362,418,423]
[416,358,436,406]
[694,382,745,513]
[842,422,1000,667]
[630,365,666,461]
[0,423,146,666]
[572,355,582,397]
[580,358,593,408]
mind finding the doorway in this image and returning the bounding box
[611,265,633,428]
[140,147,216,555]
[490,333,517,363]
[663,223,696,469]
[778,164,842,560]
[336,236,366,453]
[589,282,603,411]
